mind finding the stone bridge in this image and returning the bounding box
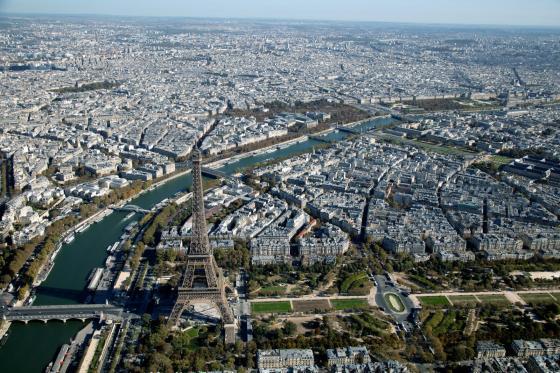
[1,304,136,324]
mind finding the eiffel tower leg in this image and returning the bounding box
[215,297,233,324]
[203,260,218,288]
[213,294,236,344]
[167,301,187,327]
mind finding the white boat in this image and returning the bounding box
[76,223,90,233]
[87,268,103,292]
[0,331,10,347]
[123,212,135,221]
[107,242,119,253]
[64,234,75,244]
[50,245,62,261]
[25,294,36,306]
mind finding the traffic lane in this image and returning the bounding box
[374,275,412,322]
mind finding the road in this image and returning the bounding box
[374,275,414,323]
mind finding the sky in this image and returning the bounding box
[1,0,560,27]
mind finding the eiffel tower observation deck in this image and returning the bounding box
[167,148,236,344]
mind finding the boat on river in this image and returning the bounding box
[64,233,75,244]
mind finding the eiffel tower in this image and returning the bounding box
[167,148,236,344]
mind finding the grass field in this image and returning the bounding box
[477,294,510,305]
[292,299,331,313]
[520,293,558,304]
[258,285,287,296]
[182,327,201,350]
[376,133,476,157]
[184,327,199,338]
[340,272,372,295]
[331,298,369,310]
[489,155,514,166]
[251,301,292,314]
[384,293,405,312]
[418,296,451,307]
[448,295,478,305]
[408,274,437,290]
[259,285,286,292]
[551,293,560,302]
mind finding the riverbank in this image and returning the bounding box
[0,321,10,339]
[30,208,114,291]
[206,134,310,169]
[206,115,386,169]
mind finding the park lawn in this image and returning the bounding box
[449,295,478,305]
[347,312,389,337]
[292,299,331,313]
[260,285,286,292]
[185,327,199,338]
[408,274,437,290]
[258,285,287,295]
[331,298,369,310]
[418,295,450,307]
[520,293,558,304]
[490,155,514,166]
[340,272,370,294]
[424,310,465,336]
[551,293,560,302]
[433,311,458,336]
[477,294,510,306]
[376,133,475,157]
[424,310,445,330]
[251,301,292,314]
[181,327,202,350]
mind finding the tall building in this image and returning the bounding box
[167,148,236,343]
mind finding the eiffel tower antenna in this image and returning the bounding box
[167,147,236,343]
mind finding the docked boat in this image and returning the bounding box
[124,221,137,233]
[0,331,10,347]
[25,294,36,306]
[76,223,90,234]
[106,242,119,253]
[50,245,62,261]
[64,234,75,244]
[87,268,103,292]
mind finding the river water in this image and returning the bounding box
[0,117,393,372]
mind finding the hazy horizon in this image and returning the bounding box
[2,0,560,28]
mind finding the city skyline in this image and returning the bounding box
[1,4,560,372]
[2,0,560,27]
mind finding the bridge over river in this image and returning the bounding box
[1,304,137,324]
